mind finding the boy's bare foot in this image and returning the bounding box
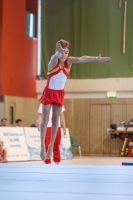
[45,145,53,160]
[40,148,46,160]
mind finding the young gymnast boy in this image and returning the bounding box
[0,140,8,163]
[40,39,111,162]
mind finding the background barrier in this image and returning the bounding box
[0,127,29,161]
[24,127,41,160]
[0,127,72,161]
[60,128,72,159]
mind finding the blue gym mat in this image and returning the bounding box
[0,164,133,200]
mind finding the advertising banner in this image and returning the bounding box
[24,127,41,160]
[24,127,72,160]
[60,128,72,159]
[0,127,29,161]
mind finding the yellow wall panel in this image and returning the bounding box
[64,99,133,156]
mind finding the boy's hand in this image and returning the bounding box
[98,54,111,62]
[63,128,66,134]
[56,42,64,54]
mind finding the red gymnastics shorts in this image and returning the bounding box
[40,87,65,107]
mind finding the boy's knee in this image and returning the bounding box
[42,115,49,123]
[52,117,58,124]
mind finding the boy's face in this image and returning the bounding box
[17,121,22,127]
[59,47,69,62]
[0,144,3,151]
[2,119,7,126]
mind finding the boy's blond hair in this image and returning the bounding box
[58,39,70,49]
[0,140,4,145]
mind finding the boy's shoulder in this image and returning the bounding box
[3,149,6,153]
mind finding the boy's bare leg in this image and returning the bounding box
[0,159,8,163]
[40,104,52,160]
[46,105,62,160]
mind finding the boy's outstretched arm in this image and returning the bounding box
[68,54,111,65]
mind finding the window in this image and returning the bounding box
[10,106,14,125]
[26,12,37,38]
[9,103,16,126]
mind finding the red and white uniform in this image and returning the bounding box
[0,149,6,161]
[38,104,65,163]
[40,60,69,106]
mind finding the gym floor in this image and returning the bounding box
[0,157,133,200]
[10,156,133,165]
